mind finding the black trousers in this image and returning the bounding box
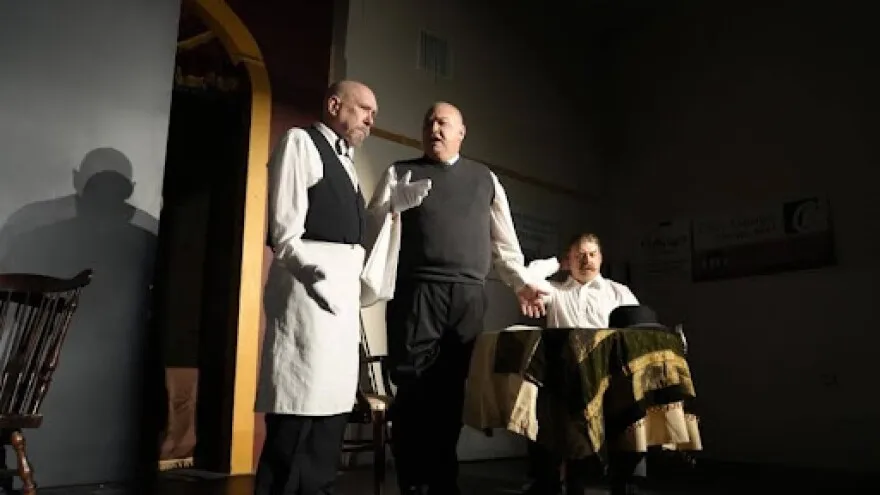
[254,413,349,495]
[386,280,486,495]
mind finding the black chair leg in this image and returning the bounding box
[372,410,386,495]
[0,440,12,494]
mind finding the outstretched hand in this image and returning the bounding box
[517,284,548,318]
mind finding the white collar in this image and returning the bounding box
[566,274,604,289]
[429,153,459,165]
[315,122,354,160]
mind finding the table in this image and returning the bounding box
[463,325,702,460]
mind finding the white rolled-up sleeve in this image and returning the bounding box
[526,257,561,304]
[619,285,640,305]
[489,172,531,292]
[267,129,321,274]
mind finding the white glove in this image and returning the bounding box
[390,170,432,213]
[526,257,560,281]
[298,265,339,315]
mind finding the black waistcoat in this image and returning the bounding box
[300,126,365,246]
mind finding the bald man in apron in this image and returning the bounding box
[255,80,378,495]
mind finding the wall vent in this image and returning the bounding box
[418,31,452,80]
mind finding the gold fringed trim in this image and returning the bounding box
[158,457,195,471]
[646,402,684,413]
[625,417,646,433]
[624,403,700,433]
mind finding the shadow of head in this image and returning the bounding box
[74,147,135,194]
[73,147,137,218]
[0,147,162,484]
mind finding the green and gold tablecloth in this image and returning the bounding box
[463,326,702,460]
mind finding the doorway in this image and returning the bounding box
[151,1,252,474]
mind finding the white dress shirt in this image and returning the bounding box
[267,122,360,272]
[545,275,639,328]
[366,154,531,291]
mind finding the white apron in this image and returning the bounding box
[256,240,365,415]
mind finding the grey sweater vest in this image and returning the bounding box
[395,156,495,284]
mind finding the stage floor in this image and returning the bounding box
[32,458,873,495]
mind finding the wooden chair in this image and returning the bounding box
[342,315,394,495]
[0,270,93,495]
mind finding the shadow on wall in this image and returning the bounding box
[0,148,163,486]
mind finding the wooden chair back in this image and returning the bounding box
[0,269,92,494]
[0,269,92,426]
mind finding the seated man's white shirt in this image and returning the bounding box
[545,275,639,328]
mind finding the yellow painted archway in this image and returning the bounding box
[184,0,270,475]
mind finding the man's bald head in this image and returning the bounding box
[323,80,378,147]
[325,80,366,103]
[422,101,466,162]
[423,101,464,126]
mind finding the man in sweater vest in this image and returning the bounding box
[366,102,547,494]
[256,80,377,495]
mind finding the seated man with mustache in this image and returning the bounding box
[524,232,638,325]
[522,232,641,495]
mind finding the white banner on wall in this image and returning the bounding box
[630,219,692,286]
[690,196,835,281]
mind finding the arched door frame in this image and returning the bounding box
[184,0,270,475]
